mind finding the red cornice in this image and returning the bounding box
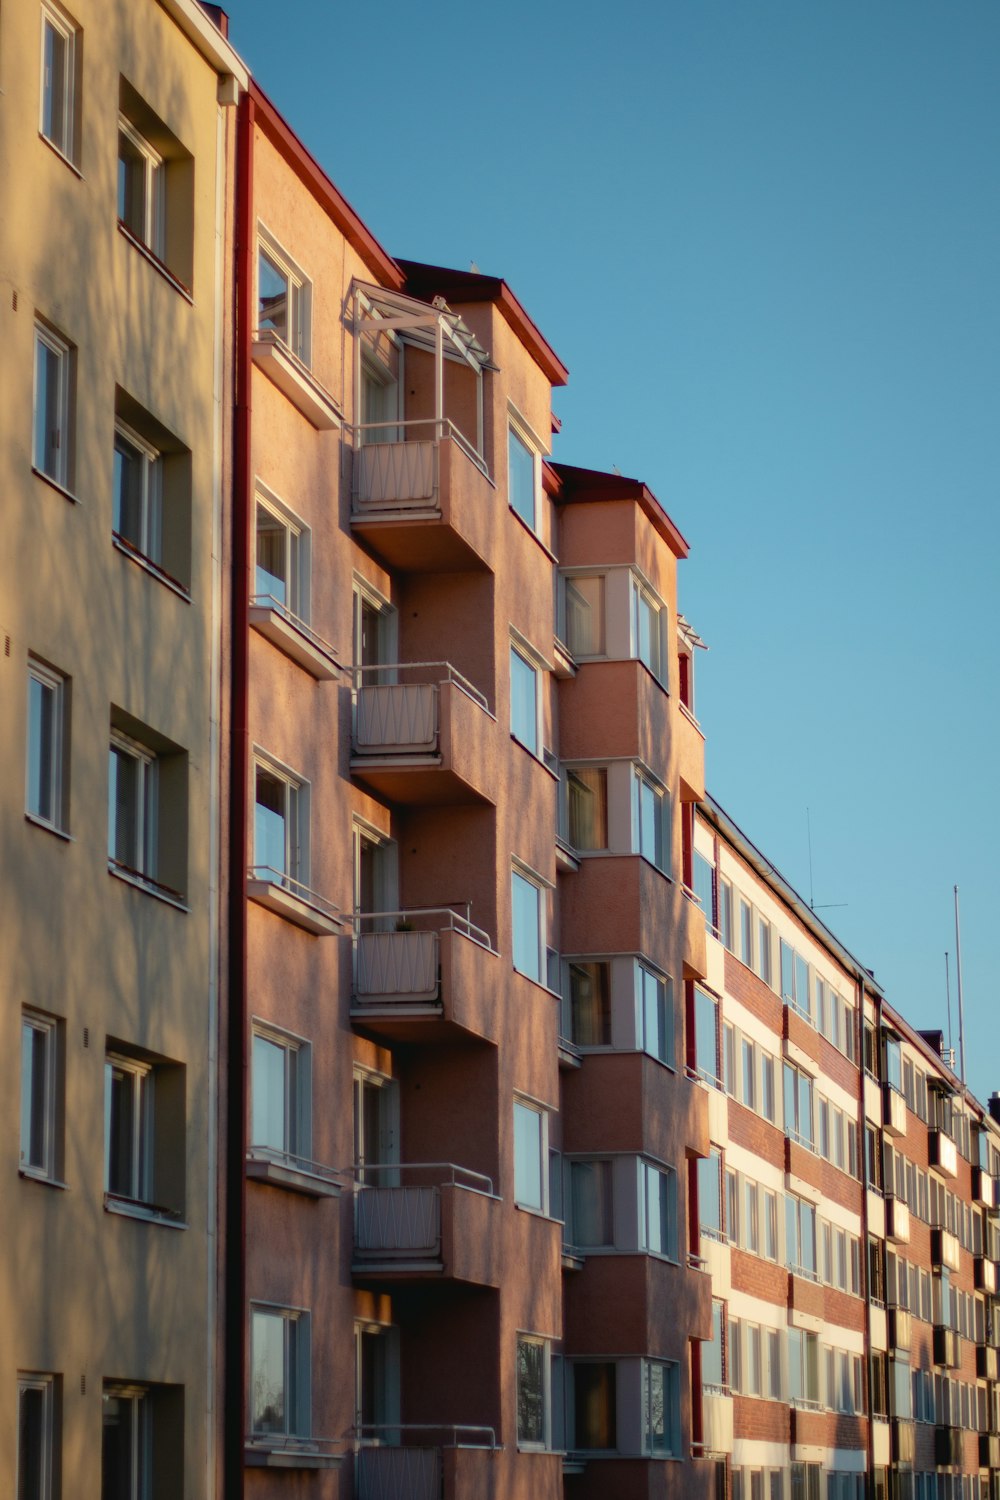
[248,80,403,290]
[396,260,569,389]
[551,462,690,559]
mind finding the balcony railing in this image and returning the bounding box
[245,1432,344,1470]
[247,864,341,936]
[353,1426,498,1500]
[353,419,488,510]
[246,1144,346,1198]
[353,1163,494,1261]
[353,662,489,756]
[354,908,493,1004]
[249,592,341,680]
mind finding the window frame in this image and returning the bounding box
[253,753,309,892]
[507,416,539,531]
[509,643,540,756]
[118,114,165,259]
[108,730,157,885]
[630,573,666,683]
[511,863,547,986]
[20,1009,60,1182]
[251,1023,312,1166]
[631,765,669,873]
[250,1303,311,1440]
[26,659,67,831]
[104,1051,154,1205]
[635,960,673,1066]
[562,572,606,657]
[254,487,310,625]
[642,1358,679,1456]
[564,764,609,851]
[39,1,78,163]
[17,1372,57,1500]
[256,226,312,365]
[513,1096,549,1215]
[33,319,72,489]
[639,1159,678,1260]
[516,1334,551,1449]
[113,417,163,568]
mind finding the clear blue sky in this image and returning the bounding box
[227,1,1000,1104]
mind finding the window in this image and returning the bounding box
[257,231,310,362]
[353,580,396,681]
[251,1306,310,1438]
[255,492,308,620]
[642,1360,679,1455]
[40,2,77,161]
[780,940,812,1022]
[640,1161,677,1258]
[354,1320,399,1437]
[703,1300,726,1390]
[564,574,605,656]
[698,1150,723,1240]
[254,757,307,890]
[104,1047,184,1218]
[516,1336,550,1448]
[761,1053,776,1123]
[742,1038,757,1112]
[766,1328,782,1399]
[508,423,537,529]
[786,1194,818,1279]
[631,576,663,679]
[566,766,608,850]
[20,1010,61,1181]
[18,1373,58,1500]
[739,898,753,967]
[109,719,188,900]
[568,960,611,1047]
[118,116,164,257]
[118,82,194,286]
[631,767,668,871]
[763,1189,778,1260]
[514,1098,548,1213]
[353,1068,397,1181]
[757,917,773,986]
[783,1062,815,1149]
[569,1160,613,1247]
[252,1026,310,1163]
[26,660,67,830]
[636,962,672,1065]
[113,391,192,590]
[33,320,72,488]
[113,420,161,567]
[573,1362,616,1450]
[354,822,398,930]
[693,986,720,1088]
[512,867,545,984]
[693,850,715,925]
[509,646,539,755]
[102,1382,181,1498]
[744,1178,760,1254]
[787,1330,820,1406]
[718,878,734,950]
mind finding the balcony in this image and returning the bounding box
[249,593,341,680]
[933,1325,962,1369]
[973,1166,996,1209]
[885,1196,911,1244]
[931,1227,961,1273]
[352,1164,501,1287]
[928,1129,958,1178]
[891,1419,915,1465]
[981,1434,1000,1469]
[883,1086,907,1138]
[935,1425,963,1468]
[354,1428,498,1500]
[351,908,499,1045]
[888,1308,912,1352]
[246,1145,344,1199]
[977,1345,999,1381]
[701,1392,734,1453]
[977,1257,999,1294]
[246,865,341,936]
[245,1434,344,1471]
[351,665,495,806]
[352,421,496,572]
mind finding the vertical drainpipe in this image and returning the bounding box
[860,975,876,1499]
[226,85,254,1500]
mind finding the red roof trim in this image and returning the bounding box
[551,463,690,559]
[396,261,569,388]
[249,81,403,290]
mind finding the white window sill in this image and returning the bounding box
[246,873,340,936]
[39,131,83,178]
[113,534,191,600]
[104,1194,187,1229]
[251,334,342,430]
[32,466,79,505]
[25,813,73,841]
[108,862,190,912]
[249,602,340,680]
[19,1167,67,1189]
[117,220,193,302]
[514,1202,560,1224]
[244,1442,342,1470]
[246,1153,342,1198]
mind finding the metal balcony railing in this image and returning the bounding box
[353,662,489,757]
[354,908,493,1004]
[250,592,341,664]
[354,1163,494,1259]
[248,864,340,924]
[246,1144,346,1190]
[353,418,488,510]
[352,1426,498,1500]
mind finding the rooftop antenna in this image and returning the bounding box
[944,952,955,1071]
[806,807,847,913]
[954,886,967,1085]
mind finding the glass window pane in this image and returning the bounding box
[698,1152,722,1237]
[567,767,607,850]
[508,428,535,527]
[514,1102,543,1210]
[109,745,139,867]
[113,431,145,547]
[574,1362,616,1449]
[255,768,287,876]
[118,129,146,237]
[570,961,610,1047]
[34,336,61,478]
[42,21,67,148]
[256,509,288,606]
[106,1064,135,1196]
[27,674,55,821]
[258,249,289,344]
[565,575,605,655]
[253,1035,289,1152]
[510,649,537,753]
[517,1339,545,1443]
[571,1161,612,1246]
[512,872,541,981]
[252,1311,287,1433]
[694,988,718,1085]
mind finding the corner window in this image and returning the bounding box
[255,492,308,622]
[569,1160,613,1248]
[693,986,720,1088]
[631,576,664,680]
[642,1360,679,1455]
[631,768,669,872]
[251,1026,310,1164]
[693,849,715,924]
[254,757,307,892]
[573,1362,617,1450]
[639,1160,677,1259]
[33,319,73,488]
[251,1306,310,1439]
[104,1047,185,1219]
[26,659,68,830]
[257,231,310,364]
[568,960,611,1047]
[117,81,195,288]
[18,1373,58,1500]
[566,766,608,851]
[109,718,187,901]
[40,2,78,162]
[516,1335,550,1448]
[698,1149,723,1240]
[636,961,672,1065]
[563,574,605,656]
[513,1097,548,1213]
[508,422,538,529]
[509,644,540,755]
[511,866,546,984]
[20,1010,62,1181]
[702,1301,726,1391]
[102,1382,182,1499]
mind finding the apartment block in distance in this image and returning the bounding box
[0,1,244,1495]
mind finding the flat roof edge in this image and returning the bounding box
[157,0,249,86]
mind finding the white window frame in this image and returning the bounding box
[253,753,308,892]
[516,1334,551,1450]
[567,1158,614,1248]
[251,1023,311,1165]
[250,1304,310,1439]
[104,1052,153,1204]
[17,1373,56,1500]
[108,731,157,882]
[254,486,310,624]
[511,863,547,985]
[20,1009,59,1181]
[513,1096,549,1214]
[26,659,66,830]
[39,1,77,161]
[353,1066,399,1181]
[352,577,397,677]
[635,961,673,1066]
[561,571,606,658]
[256,226,311,364]
[639,1159,678,1260]
[631,766,669,873]
[630,573,666,683]
[33,320,71,487]
[118,115,165,258]
[507,414,540,531]
[113,418,163,565]
[509,642,540,756]
[642,1358,679,1456]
